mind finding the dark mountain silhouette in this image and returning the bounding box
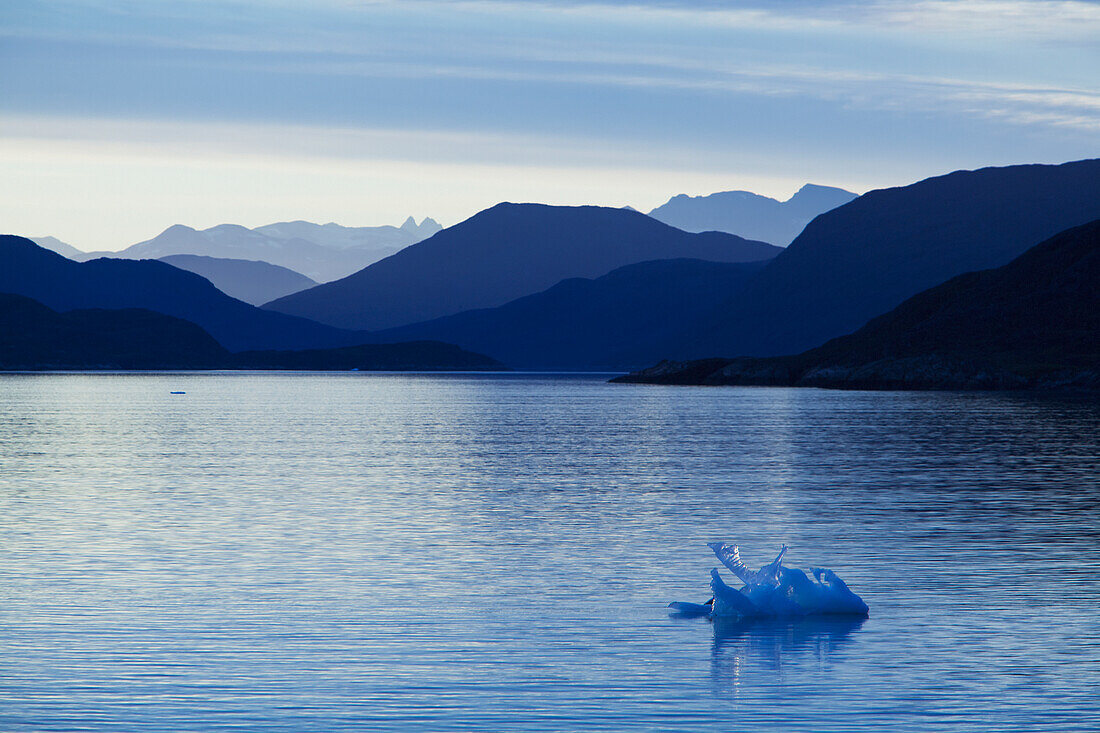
[0,235,367,352]
[0,293,229,369]
[79,217,441,282]
[235,341,505,371]
[264,203,781,331]
[374,258,768,369]
[647,158,1100,361]
[615,219,1100,391]
[159,254,317,306]
[0,291,503,371]
[648,184,857,245]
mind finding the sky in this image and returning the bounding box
[1,0,1098,251]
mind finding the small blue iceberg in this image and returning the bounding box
[669,543,869,620]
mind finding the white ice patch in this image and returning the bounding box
[671,544,869,620]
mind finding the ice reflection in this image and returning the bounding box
[710,617,866,695]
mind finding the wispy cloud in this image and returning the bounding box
[2,0,1096,248]
[368,0,1100,38]
[225,50,1100,134]
[6,0,1095,134]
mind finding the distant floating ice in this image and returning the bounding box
[669,543,869,620]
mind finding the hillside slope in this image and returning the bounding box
[159,254,317,306]
[616,219,1100,391]
[374,258,767,369]
[0,293,229,369]
[0,292,504,371]
[0,235,365,352]
[655,158,1100,360]
[80,217,441,282]
[265,203,780,331]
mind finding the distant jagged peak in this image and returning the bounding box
[647,182,859,245]
[402,216,443,235]
[419,216,443,234]
[660,184,855,208]
[254,217,441,238]
[667,189,779,204]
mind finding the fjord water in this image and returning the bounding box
[2,374,1098,732]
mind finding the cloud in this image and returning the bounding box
[10,0,1100,53]
[0,113,795,173]
[3,0,1096,250]
[0,113,838,250]
[229,50,1100,134]
[368,0,1100,38]
[7,0,1095,136]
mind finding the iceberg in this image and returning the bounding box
[669,543,869,620]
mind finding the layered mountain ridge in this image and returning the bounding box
[40,217,442,283]
[640,158,1100,362]
[265,203,781,331]
[158,254,318,306]
[648,183,857,245]
[373,258,768,369]
[615,218,1100,390]
[0,292,502,371]
[0,235,365,352]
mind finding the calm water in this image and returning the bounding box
[2,373,1099,732]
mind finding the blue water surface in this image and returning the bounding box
[1,373,1098,731]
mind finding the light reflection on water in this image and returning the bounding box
[1,373,1099,731]
[709,617,867,693]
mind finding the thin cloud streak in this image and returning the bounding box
[13,0,1100,51]
[244,55,1100,134]
[3,0,1096,248]
[376,0,1100,38]
[7,1,1096,135]
[0,113,875,178]
[1,115,842,251]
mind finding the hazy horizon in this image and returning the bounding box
[4,0,1097,251]
[27,182,860,254]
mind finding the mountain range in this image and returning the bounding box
[615,218,1100,390]
[158,254,317,306]
[372,258,768,369]
[639,158,1100,362]
[0,292,230,370]
[264,203,781,331]
[28,235,86,260]
[648,184,857,245]
[7,159,1099,386]
[36,217,442,283]
[0,235,365,352]
[0,291,502,371]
